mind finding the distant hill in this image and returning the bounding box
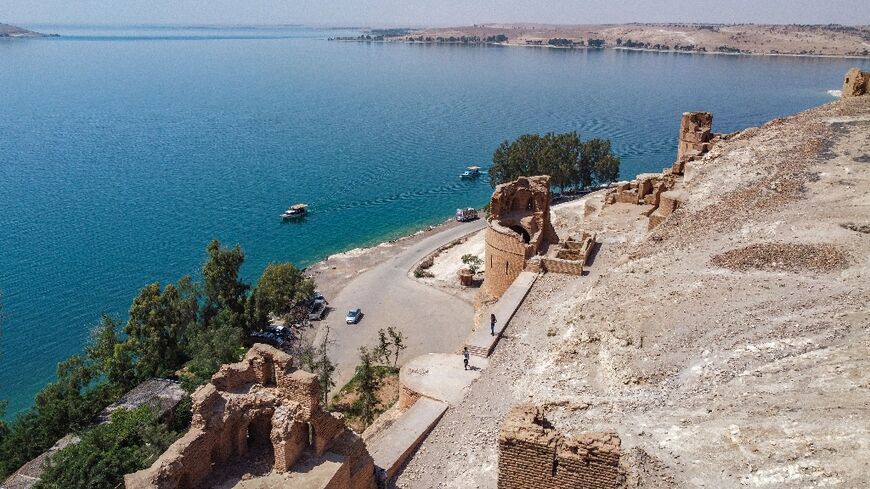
[0,23,51,38]
[383,23,870,57]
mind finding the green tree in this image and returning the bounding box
[593,152,621,184]
[185,308,246,386]
[583,138,620,187]
[202,240,248,322]
[34,407,178,489]
[353,347,381,427]
[461,254,484,274]
[86,315,136,390]
[301,325,335,406]
[387,327,407,367]
[249,262,315,330]
[374,328,392,365]
[124,278,198,381]
[488,132,618,191]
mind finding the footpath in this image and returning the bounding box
[365,271,539,479]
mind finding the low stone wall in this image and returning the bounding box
[538,257,584,275]
[498,405,622,489]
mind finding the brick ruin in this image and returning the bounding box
[842,67,869,98]
[674,111,713,174]
[526,231,597,276]
[604,111,732,230]
[484,176,559,297]
[124,344,376,489]
[498,405,622,489]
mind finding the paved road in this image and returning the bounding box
[315,220,487,393]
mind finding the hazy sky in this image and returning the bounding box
[5,0,869,27]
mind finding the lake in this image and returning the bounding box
[1,25,866,417]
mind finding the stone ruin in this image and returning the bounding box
[498,405,622,489]
[526,231,597,276]
[604,111,731,230]
[124,344,376,489]
[842,67,869,98]
[674,111,713,174]
[484,175,559,297]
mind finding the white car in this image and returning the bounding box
[345,308,362,324]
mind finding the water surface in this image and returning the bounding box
[1,25,866,416]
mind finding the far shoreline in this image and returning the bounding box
[331,38,870,61]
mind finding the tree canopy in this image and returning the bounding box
[249,262,315,329]
[488,132,620,190]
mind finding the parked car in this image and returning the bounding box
[345,308,362,324]
[249,331,285,348]
[267,324,292,340]
[455,207,478,222]
[308,302,327,321]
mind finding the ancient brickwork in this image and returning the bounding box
[124,344,376,489]
[484,176,558,297]
[498,405,622,489]
[676,111,713,169]
[842,67,869,97]
[605,173,675,207]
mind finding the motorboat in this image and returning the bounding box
[281,203,308,219]
[460,166,481,179]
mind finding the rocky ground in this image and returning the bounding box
[394,95,870,488]
[386,24,870,57]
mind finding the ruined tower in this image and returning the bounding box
[483,176,558,298]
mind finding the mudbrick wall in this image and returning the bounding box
[675,111,714,169]
[484,176,558,297]
[842,67,869,97]
[124,344,376,489]
[498,405,622,489]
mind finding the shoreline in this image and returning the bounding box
[332,38,870,60]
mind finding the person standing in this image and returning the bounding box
[490,313,497,336]
[463,347,470,370]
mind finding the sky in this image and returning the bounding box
[3,0,869,27]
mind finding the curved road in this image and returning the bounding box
[316,220,487,392]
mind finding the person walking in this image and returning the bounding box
[490,313,497,336]
[463,347,470,370]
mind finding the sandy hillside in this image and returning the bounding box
[396,94,870,487]
[390,24,870,57]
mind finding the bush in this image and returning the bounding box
[34,407,180,489]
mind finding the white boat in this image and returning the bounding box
[460,166,481,179]
[281,203,308,219]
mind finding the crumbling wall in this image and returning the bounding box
[124,344,376,489]
[498,405,622,489]
[484,176,558,297]
[675,111,713,170]
[842,67,869,98]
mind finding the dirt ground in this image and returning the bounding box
[395,95,870,488]
[388,24,870,57]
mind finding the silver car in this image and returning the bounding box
[345,308,362,324]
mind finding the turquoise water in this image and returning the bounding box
[1,25,866,417]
